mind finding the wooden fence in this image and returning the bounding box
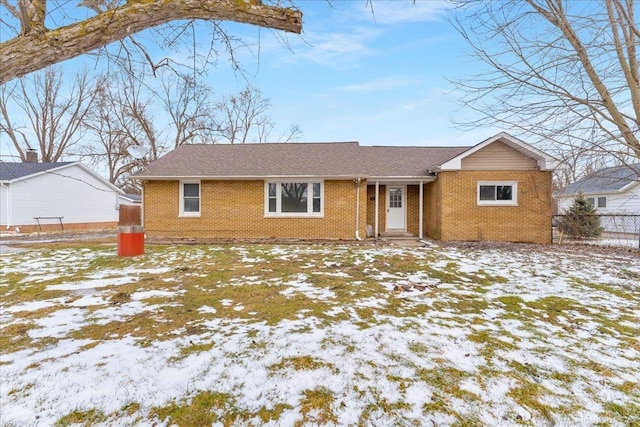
[119,205,141,226]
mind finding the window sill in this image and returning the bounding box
[477,203,519,207]
[179,213,201,218]
[264,213,324,218]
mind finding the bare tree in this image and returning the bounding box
[0,66,94,162]
[451,0,640,167]
[81,75,138,186]
[212,87,302,143]
[0,0,302,84]
[159,71,215,149]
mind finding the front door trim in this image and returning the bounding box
[386,185,406,231]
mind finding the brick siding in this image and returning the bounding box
[143,180,367,240]
[433,170,552,244]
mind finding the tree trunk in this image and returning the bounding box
[0,0,302,84]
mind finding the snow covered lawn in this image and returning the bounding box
[1,242,639,426]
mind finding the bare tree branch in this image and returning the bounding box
[0,0,302,84]
[0,66,95,162]
[451,0,640,173]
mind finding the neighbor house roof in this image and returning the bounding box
[0,161,124,194]
[559,163,640,196]
[0,161,74,182]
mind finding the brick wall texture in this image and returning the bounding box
[430,170,552,244]
[144,170,552,244]
[143,180,367,240]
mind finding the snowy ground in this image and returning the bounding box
[1,242,639,426]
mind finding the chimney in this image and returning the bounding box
[25,149,38,163]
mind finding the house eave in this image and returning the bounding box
[133,174,369,181]
[367,176,437,182]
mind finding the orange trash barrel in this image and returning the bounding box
[117,225,144,257]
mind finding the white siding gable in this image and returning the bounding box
[5,164,119,226]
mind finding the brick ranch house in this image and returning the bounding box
[133,132,559,244]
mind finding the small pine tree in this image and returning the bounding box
[558,193,603,238]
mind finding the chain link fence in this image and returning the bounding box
[553,214,640,249]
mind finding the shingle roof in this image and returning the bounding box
[140,142,367,177]
[361,146,469,177]
[0,162,74,182]
[559,163,640,195]
[136,143,472,179]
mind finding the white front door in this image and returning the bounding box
[386,186,405,230]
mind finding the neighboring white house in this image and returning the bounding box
[557,164,640,213]
[1,160,126,232]
[557,163,640,234]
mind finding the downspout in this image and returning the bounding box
[1,183,11,229]
[355,177,362,240]
[419,180,424,239]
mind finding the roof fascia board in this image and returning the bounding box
[134,175,369,181]
[437,132,559,171]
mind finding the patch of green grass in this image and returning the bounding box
[174,342,215,360]
[432,296,489,315]
[54,408,107,426]
[416,367,478,402]
[495,295,525,311]
[0,323,34,354]
[151,391,232,426]
[109,292,131,305]
[602,401,640,424]
[467,329,518,359]
[269,355,332,373]
[507,382,555,423]
[119,401,140,416]
[596,314,640,338]
[295,387,337,427]
[256,403,294,423]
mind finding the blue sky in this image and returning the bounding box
[212,0,493,147]
[1,0,501,162]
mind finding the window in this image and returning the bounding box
[477,181,518,206]
[585,197,595,208]
[180,181,200,216]
[587,196,607,209]
[597,196,607,209]
[265,181,323,216]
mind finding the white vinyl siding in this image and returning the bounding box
[558,184,640,214]
[3,164,119,226]
[462,141,538,170]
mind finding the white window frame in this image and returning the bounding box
[587,195,607,210]
[264,180,324,217]
[477,181,518,206]
[179,180,201,217]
